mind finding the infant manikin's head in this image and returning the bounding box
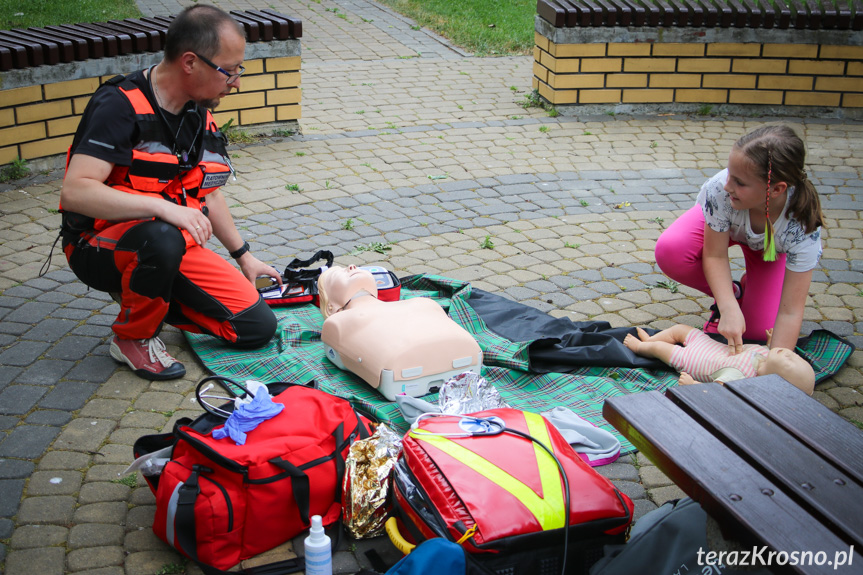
[757,347,815,395]
[318,265,377,319]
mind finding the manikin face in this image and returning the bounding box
[193,24,245,110]
[757,347,815,394]
[761,347,806,374]
[724,149,768,212]
[322,265,377,316]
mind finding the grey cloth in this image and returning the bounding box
[541,406,621,464]
[395,395,440,425]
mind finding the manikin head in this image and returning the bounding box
[318,265,378,319]
[756,347,815,395]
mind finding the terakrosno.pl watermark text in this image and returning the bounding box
[698,546,855,570]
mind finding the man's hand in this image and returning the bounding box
[237,253,282,286]
[157,203,213,245]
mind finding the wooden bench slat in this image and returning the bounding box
[640,0,663,26]
[821,0,839,27]
[0,40,28,70]
[668,382,863,548]
[603,391,863,574]
[10,29,73,63]
[739,0,763,28]
[668,0,695,26]
[68,23,133,54]
[774,0,792,28]
[755,0,776,28]
[619,0,647,26]
[724,375,863,484]
[61,24,125,55]
[231,11,273,42]
[726,0,750,27]
[834,0,852,28]
[86,21,148,52]
[0,45,12,71]
[605,0,634,25]
[806,0,823,28]
[594,0,620,26]
[567,0,595,27]
[120,18,169,41]
[26,27,89,60]
[710,0,735,27]
[579,0,610,26]
[228,12,263,42]
[49,25,108,59]
[0,33,48,67]
[537,0,568,27]
[787,0,810,28]
[697,0,721,26]
[262,9,302,38]
[652,0,678,26]
[852,0,863,29]
[106,21,162,52]
[247,10,293,40]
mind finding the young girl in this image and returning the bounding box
[654,124,823,354]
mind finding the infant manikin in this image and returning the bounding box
[318,265,483,401]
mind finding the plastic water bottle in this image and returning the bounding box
[304,515,333,575]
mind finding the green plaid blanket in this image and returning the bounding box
[186,274,853,454]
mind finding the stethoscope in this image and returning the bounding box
[194,376,257,419]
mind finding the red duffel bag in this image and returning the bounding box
[133,380,372,573]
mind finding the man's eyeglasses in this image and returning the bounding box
[194,52,245,84]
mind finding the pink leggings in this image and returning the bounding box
[655,204,786,342]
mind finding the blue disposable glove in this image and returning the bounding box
[213,386,284,445]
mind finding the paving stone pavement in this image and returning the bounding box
[2,0,863,573]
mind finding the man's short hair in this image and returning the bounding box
[164,4,245,62]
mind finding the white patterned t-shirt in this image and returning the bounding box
[696,169,822,273]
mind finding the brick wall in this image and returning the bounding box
[0,42,301,167]
[533,23,863,112]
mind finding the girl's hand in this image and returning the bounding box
[718,306,746,355]
[765,328,773,348]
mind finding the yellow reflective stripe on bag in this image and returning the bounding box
[524,411,565,527]
[410,415,565,531]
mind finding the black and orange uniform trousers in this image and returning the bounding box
[62,219,275,347]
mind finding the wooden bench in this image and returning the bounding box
[0,9,301,71]
[537,0,863,29]
[603,375,863,574]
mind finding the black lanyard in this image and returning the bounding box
[147,65,202,171]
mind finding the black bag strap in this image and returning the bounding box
[269,456,312,525]
[282,250,333,285]
[173,464,306,575]
[333,422,346,504]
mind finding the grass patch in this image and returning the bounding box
[112,474,138,488]
[376,0,535,55]
[654,279,680,293]
[0,157,30,183]
[1,0,140,29]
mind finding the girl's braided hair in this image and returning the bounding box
[734,124,823,236]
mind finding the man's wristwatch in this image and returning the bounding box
[230,241,250,259]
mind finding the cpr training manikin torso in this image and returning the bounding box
[318,265,482,400]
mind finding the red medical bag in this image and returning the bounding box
[134,383,372,572]
[393,409,633,575]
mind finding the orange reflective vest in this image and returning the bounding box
[61,75,233,238]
